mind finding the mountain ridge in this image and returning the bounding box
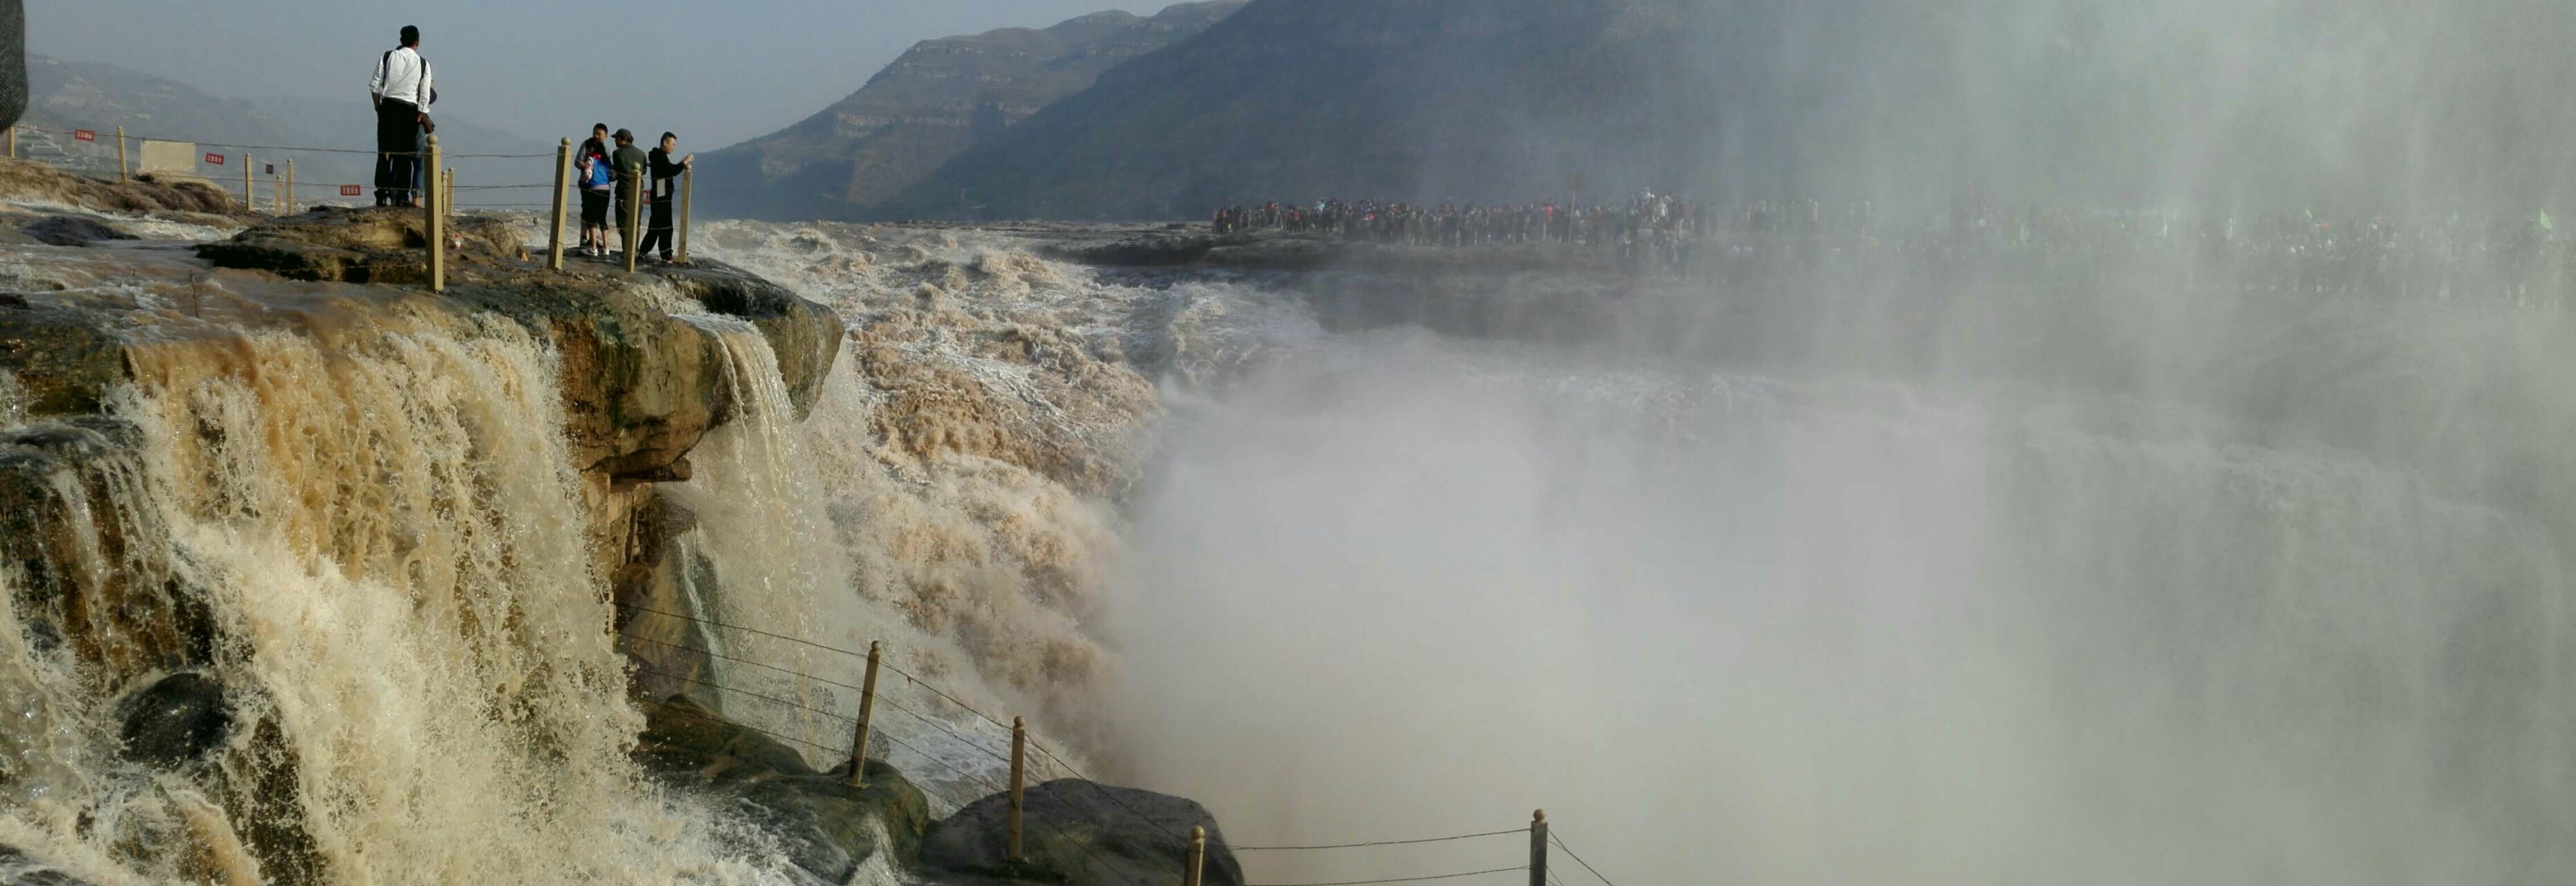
[695,1,1246,222]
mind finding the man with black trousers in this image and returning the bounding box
[610,129,649,257]
[641,132,694,264]
[368,25,435,207]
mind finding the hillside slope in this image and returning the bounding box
[885,0,2576,221]
[880,0,1705,220]
[696,1,1244,222]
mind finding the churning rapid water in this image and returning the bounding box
[690,222,2575,884]
[2,217,2567,884]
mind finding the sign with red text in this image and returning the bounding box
[340,185,363,197]
[71,129,94,142]
[204,153,224,165]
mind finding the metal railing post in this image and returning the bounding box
[1528,810,1548,886]
[845,641,880,787]
[1008,716,1027,861]
[547,138,570,270]
[1185,826,1206,886]
[424,136,444,291]
[678,166,693,264]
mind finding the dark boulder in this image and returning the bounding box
[117,671,230,766]
[20,217,131,247]
[920,779,1243,886]
[635,696,934,885]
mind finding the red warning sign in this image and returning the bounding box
[71,129,94,142]
[340,185,363,197]
[204,153,225,165]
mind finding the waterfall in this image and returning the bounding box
[660,315,862,761]
[0,316,807,884]
[660,314,1077,805]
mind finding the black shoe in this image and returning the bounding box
[375,197,390,208]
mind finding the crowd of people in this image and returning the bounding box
[368,24,693,264]
[1210,192,2573,301]
[1213,194,1707,267]
[571,124,694,263]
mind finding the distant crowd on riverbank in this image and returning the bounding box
[1213,193,1706,266]
[1208,194,2571,300]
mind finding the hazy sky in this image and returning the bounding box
[29,1,1186,148]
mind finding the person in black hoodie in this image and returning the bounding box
[640,132,693,264]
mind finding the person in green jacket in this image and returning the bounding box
[610,129,650,257]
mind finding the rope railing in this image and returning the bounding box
[1224,831,1527,852]
[10,123,552,158]
[621,631,871,694]
[1545,833,1617,886]
[614,599,1626,886]
[6,117,701,284]
[1247,869,1528,886]
[633,665,854,724]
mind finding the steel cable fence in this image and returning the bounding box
[610,599,1625,886]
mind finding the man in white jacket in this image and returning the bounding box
[368,25,434,207]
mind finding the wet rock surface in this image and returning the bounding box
[116,671,230,766]
[195,205,523,285]
[637,696,934,885]
[0,300,123,416]
[0,844,101,886]
[181,209,844,476]
[0,419,213,680]
[21,217,133,247]
[920,779,1243,886]
[611,490,714,700]
[658,259,844,417]
[444,274,730,476]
